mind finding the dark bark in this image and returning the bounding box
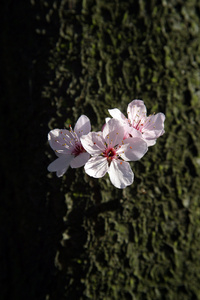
[1,0,200,299]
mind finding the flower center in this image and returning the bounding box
[103,147,116,163]
[129,118,145,133]
[72,142,86,157]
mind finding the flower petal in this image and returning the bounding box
[74,115,91,137]
[103,119,124,147]
[143,112,165,138]
[108,108,127,123]
[48,129,73,154]
[70,152,90,168]
[144,139,156,147]
[118,137,148,161]
[123,125,143,140]
[47,155,73,177]
[84,156,108,178]
[141,113,165,146]
[81,132,105,155]
[127,99,147,124]
[108,160,134,189]
[126,127,143,138]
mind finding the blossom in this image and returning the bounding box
[108,99,165,146]
[80,119,148,189]
[47,115,91,177]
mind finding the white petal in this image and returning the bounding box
[103,119,124,146]
[56,168,68,177]
[48,129,73,153]
[118,137,148,161]
[105,117,111,123]
[144,139,156,147]
[84,156,108,178]
[74,115,91,137]
[101,118,111,131]
[47,155,73,177]
[48,129,63,150]
[108,160,134,189]
[126,127,143,138]
[70,152,90,168]
[108,108,127,123]
[141,113,165,146]
[127,99,147,123]
[123,125,143,140]
[143,113,165,137]
[81,132,105,155]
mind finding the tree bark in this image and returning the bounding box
[1,0,200,299]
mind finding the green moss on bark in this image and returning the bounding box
[44,1,200,299]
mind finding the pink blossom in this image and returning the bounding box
[47,115,91,177]
[108,100,165,146]
[80,119,148,189]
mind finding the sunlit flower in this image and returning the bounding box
[47,115,91,177]
[80,119,148,189]
[108,99,165,146]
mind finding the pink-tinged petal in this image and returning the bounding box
[48,129,64,149]
[101,118,111,131]
[127,127,143,138]
[81,132,105,155]
[74,115,91,137]
[127,99,147,124]
[103,119,124,146]
[108,108,127,123]
[142,113,165,146]
[143,112,165,136]
[103,118,122,138]
[84,156,108,178]
[123,125,143,140]
[54,149,72,157]
[118,137,148,161]
[56,169,68,177]
[105,117,111,123]
[70,152,90,168]
[108,160,134,189]
[144,139,156,147]
[47,155,73,177]
[48,129,73,153]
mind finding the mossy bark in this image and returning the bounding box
[1,0,200,299]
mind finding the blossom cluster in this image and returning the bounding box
[47,100,165,189]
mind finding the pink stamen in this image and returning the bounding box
[72,143,86,157]
[103,147,117,164]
